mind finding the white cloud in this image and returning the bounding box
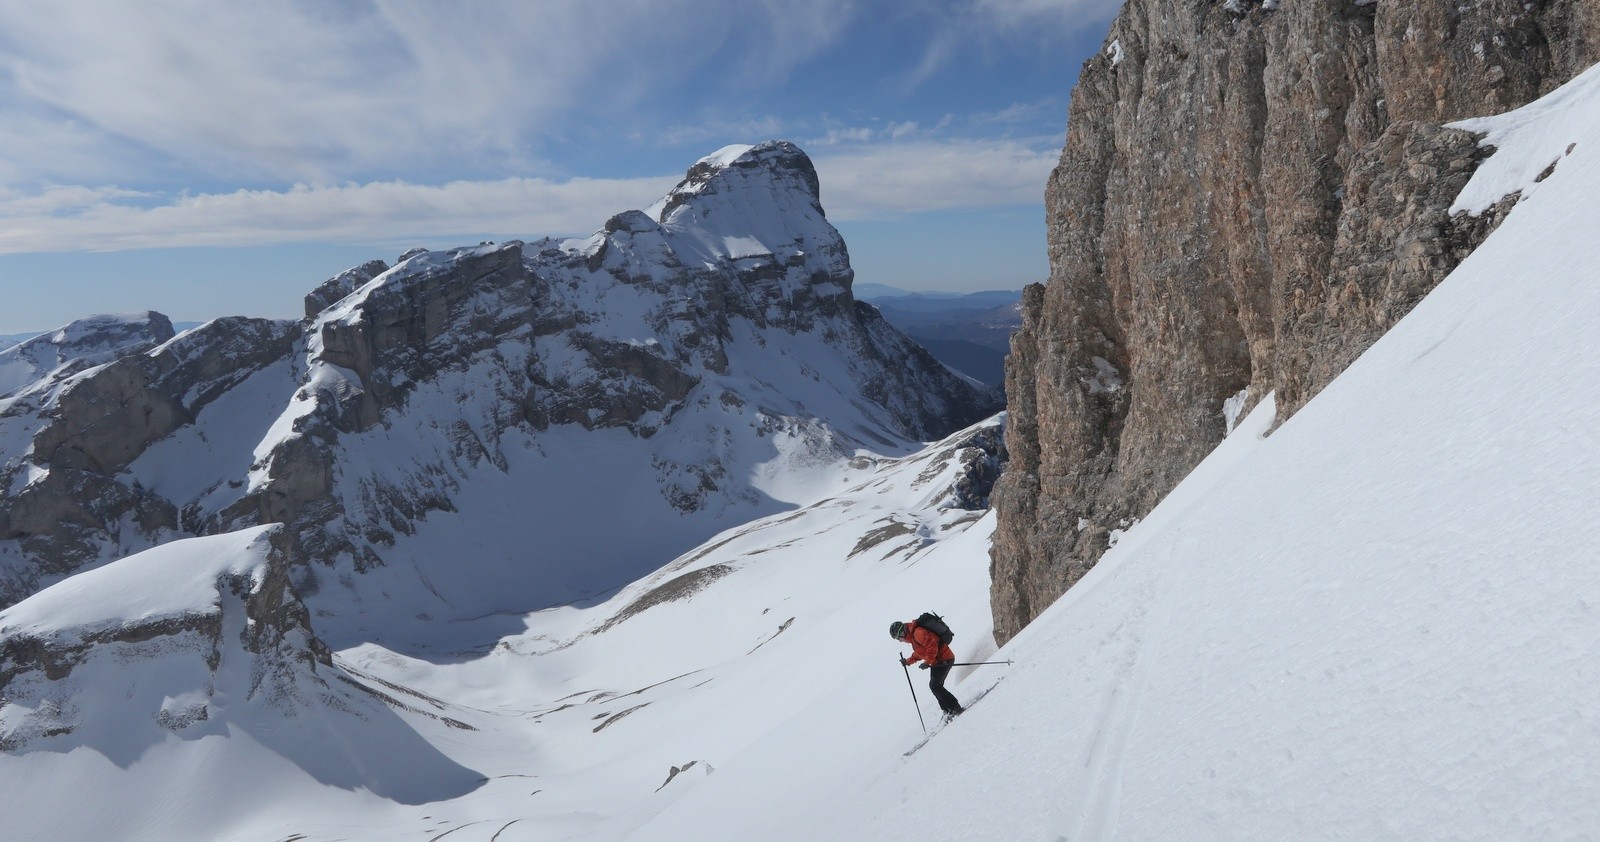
[813,127,878,146]
[887,122,921,139]
[0,138,1058,254]
[0,0,856,186]
[814,139,1059,219]
[648,116,787,150]
[0,1,1086,257]
[0,176,678,254]
[0,185,151,216]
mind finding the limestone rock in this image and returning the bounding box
[0,317,298,604]
[991,0,1599,643]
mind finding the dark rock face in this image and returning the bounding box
[990,0,1599,643]
[949,423,1009,511]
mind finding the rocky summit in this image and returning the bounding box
[0,141,997,648]
[990,0,1599,643]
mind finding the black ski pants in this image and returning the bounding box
[928,660,962,714]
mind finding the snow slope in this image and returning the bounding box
[0,312,173,401]
[628,62,1600,840]
[0,527,482,840]
[0,414,1005,841]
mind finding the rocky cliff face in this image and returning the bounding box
[991,0,1599,643]
[0,315,297,599]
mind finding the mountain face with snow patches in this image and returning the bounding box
[0,141,996,641]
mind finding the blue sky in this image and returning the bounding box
[0,0,1120,334]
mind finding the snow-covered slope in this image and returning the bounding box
[0,312,174,401]
[0,140,1003,840]
[624,62,1600,840]
[0,414,1005,840]
[0,525,482,836]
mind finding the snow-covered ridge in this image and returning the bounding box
[0,311,173,403]
[0,525,278,644]
[0,523,481,805]
[0,407,1003,839]
[0,140,995,650]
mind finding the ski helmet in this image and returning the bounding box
[889,620,907,640]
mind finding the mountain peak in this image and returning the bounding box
[651,139,823,224]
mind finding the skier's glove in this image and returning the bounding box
[919,663,930,670]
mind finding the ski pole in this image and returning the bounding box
[899,657,927,735]
[947,660,1013,667]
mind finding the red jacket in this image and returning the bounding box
[901,622,955,667]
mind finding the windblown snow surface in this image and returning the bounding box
[1,64,1597,842]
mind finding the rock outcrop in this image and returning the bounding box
[991,0,1599,643]
[0,318,298,601]
[224,141,997,599]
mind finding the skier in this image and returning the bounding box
[891,618,964,720]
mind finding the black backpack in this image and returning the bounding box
[916,612,954,646]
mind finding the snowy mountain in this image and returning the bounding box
[0,141,996,643]
[0,311,175,399]
[0,139,1004,839]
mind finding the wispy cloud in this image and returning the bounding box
[813,139,1058,219]
[0,176,678,254]
[813,127,879,146]
[647,116,788,150]
[0,0,856,186]
[904,0,1122,87]
[0,2,1088,258]
[974,0,1124,32]
[0,137,1057,254]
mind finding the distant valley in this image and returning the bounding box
[854,284,1021,388]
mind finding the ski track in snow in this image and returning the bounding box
[1067,542,1195,842]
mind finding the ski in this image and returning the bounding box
[901,678,1004,756]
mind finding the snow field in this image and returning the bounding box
[633,64,1600,840]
